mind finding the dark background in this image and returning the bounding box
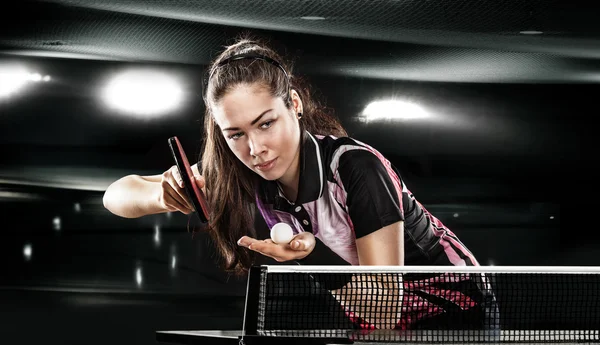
[0,1,598,344]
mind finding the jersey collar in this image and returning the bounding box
[257,131,325,206]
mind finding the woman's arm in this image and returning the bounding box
[330,221,405,329]
[103,165,203,218]
[103,173,171,218]
[356,221,404,266]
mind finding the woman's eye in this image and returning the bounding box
[261,120,274,129]
[229,132,243,140]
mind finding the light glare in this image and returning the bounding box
[360,100,428,123]
[102,69,183,116]
[23,244,32,260]
[0,66,30,97]
[136,268,142,286]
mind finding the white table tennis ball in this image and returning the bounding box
[270,222,294,244]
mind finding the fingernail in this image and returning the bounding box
[237,238,243,246]
[292,241,299,249]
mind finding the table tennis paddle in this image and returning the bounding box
[168,136,210,223]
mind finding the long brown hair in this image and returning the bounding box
[200,34,347,275]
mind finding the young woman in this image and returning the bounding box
[103,36,498,330]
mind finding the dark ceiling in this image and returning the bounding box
[1,0,600,83]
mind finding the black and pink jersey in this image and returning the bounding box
[255,131,479,267]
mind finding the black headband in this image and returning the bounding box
[207,53,291,100]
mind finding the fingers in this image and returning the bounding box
[237,236,261,248]
[169,165,184,189]
[290,239,303,250]
[163,183,193,213]
[173,163,205,194]
[290,232,315,252]
[191,163,200,179]
[190,164,206,192]
[158,166,194,213]
[194,175,206,193]
[238,236,276,253]
[238,236,286,262]
[238,235,312,262]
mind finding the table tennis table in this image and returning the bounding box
[156,265,600,345]
[156,329,600,345]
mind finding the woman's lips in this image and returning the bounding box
[255,158,277,171]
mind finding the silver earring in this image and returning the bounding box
[297,112,302,119]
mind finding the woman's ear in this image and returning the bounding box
[290,89,303,114]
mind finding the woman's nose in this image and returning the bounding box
[248,134,267,157]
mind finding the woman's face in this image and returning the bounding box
[212,83,302,182]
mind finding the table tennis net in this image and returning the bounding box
[242,266,600,343]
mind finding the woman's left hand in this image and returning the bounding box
[238,232,316,262]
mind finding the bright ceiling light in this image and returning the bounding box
[0,65,48,98]
[101,69,183,117]
[360,100,428,123]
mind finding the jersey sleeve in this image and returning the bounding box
[337,149,404,239]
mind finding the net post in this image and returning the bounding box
[242,265,264,336]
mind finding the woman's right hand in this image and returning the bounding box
[157,165,206,214]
